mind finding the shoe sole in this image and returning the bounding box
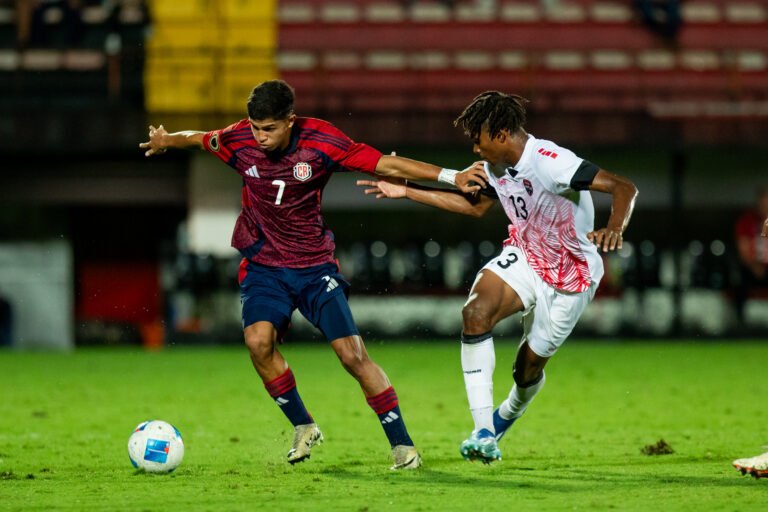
[460,445,501,465]
[734,464,768,478]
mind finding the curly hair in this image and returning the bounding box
[453,91,529,140]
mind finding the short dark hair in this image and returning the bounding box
[247,80,295,120]
[453,91,529,140]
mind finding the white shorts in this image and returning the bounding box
[482,245,598,358]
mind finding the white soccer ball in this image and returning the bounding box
[127,420,184,473]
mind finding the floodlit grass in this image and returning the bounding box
[1,340,767,511]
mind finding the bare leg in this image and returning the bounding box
[332,334,415,451]
[330,335,390,396]
[244,321,286,382]
[244,321,314,431]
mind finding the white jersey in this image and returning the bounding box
[483,134,603,293]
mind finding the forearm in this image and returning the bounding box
[161,131,205,151]
[375,155,444,181]
[405,183,488,217]
[606,183,638,232]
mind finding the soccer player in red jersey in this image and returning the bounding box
[139,80,486,470]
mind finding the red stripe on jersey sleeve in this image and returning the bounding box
[299,118,382,174]
[340,142,382,175]
[202,119,250,164]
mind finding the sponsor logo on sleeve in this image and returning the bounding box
[293,162,312,181]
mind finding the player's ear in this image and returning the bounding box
[286,113,296,128]
[494,130,508,143]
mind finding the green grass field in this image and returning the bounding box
[1,340,767,511]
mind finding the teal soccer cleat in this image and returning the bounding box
[460,428,502,464]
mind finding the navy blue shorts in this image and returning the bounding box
[239,261,359,342]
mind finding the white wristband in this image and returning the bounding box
[438,168,458,186]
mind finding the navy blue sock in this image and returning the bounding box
[367,387,413,447]
[264,369,313,427]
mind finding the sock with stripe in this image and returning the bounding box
[461,331,496,433]
[264,368,313,427]
[367,386,414,447]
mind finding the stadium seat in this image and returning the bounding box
[409,3,452,22]
[220,0,276,21]
[543,2,587,22]
[278,3,314,23]
[145,53,216,112]
[21,49,62,70]
[320,3,360,23]
[590,2,633,23]
[147,22,221,51]
[148,0,213,21]
[62,49,105,70]
[221,22,276,51]
[681,2,722,23]
[221,52,277,111]
[725,2,766,23]
[365,3,406,23]
[499,2,540,22]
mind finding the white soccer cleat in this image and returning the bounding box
[287,423,323,465]
[733,451,768,478]
[390,444,422,470]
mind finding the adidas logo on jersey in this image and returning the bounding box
[245,165,260,178]
[381,411,400,424]
[322,276,338,292]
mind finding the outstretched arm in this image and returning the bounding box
[587,169,639,252]
[357,177,495,218]
[374,156,488,195]
[139,125,206,157]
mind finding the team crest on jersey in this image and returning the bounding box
[293,162,312,181]
[523,179,533,196]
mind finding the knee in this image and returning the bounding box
[462,302,493,334]
[244,331,272,361]
[336,347,369,376]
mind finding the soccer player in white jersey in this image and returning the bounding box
[358,91,638,463]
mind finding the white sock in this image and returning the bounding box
[499,371,546,420]
[461,336,495,433]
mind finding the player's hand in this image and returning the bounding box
[455,161,488,194]
[139,124,168,157]
[587,227,623,252]
[356,177,407,199]
[762,217,768,237]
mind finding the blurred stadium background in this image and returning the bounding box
[0,0,767,351]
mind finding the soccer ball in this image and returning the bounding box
[127,420,184,473]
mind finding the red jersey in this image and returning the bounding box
[202,117,382,268]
